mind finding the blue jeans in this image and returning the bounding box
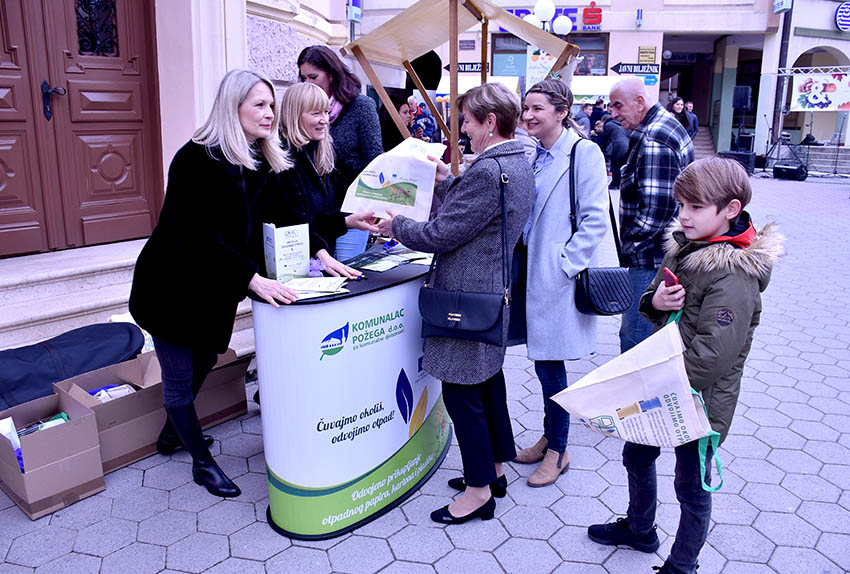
[334,228,369,262]
[623,440,713,574]
[619,267,658,353]
[535,360,569,454]
[152,336,217,408]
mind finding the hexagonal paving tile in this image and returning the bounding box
[48,494,112,530]
[137,509,196,546]
[5,525,74,568]
[324,535,393,574]
[502,505,563,540]
[443,514,508,551]
[111,486,169,522]
[768,546,842,574]
[205,558,265,574]
[100,542,165,574]
[142,460,192,490]
[740,483,801,512]
[229,521,290,561]
[266,546,331,574]
[797,500,850,533]
[710,493,759,525]
[352,507,408,538]
[753,511,820,548]
[388,525,452,563]
[168,481,221,513]
[551,495,613,528]
[494,537,561,574]
[379,562,436,574]
[435,548,502,574]
[709,524,775,563]
[548,524,615,563]
[816,533,850,573]
[198,500,255,535]
[401,494,453,527]
[74,517,137,557]
[165,532,229,573]
[33,552,100,574]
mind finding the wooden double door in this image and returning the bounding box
[0,0,161,257]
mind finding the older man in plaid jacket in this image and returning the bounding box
[609,77,694,352]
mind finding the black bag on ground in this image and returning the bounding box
[0,323,145,410]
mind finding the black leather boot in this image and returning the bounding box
[156,420,214,455]
[165,403,241,498]
[157,367,214,454]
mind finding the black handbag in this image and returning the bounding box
[568,140,634,316]
[418,158,511,346]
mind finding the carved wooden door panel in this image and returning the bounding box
[43,0,157,247]
[0,0,51,256]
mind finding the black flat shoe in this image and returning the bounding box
[447,474,507,498]
[430,496,496,524]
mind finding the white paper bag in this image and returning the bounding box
[341,138,446,221]
[552,321,714,448]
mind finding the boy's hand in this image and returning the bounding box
[652,283,686,311]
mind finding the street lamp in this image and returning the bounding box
[533,0,556,29]
[522,13,543,29]
[551,15,572,35]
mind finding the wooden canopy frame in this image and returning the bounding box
[342,0,578,175]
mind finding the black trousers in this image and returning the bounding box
[442,369,516,488]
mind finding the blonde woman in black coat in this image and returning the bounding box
[130,70,296,497]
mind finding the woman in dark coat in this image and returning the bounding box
[377,83,534,525]
[667,97,690,132]
[129,70,297,497]
[274,82,378,278]
[297,45,383,261]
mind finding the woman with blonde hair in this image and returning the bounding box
[272,82,378,278]
[130,69,298,497]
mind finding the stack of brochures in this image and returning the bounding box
[282,277,349,300]
[345,244,431,272]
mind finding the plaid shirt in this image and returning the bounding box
[619,103,694,268]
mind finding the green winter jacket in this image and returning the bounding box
[638,215,785,443]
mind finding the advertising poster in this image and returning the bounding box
[790,73,850,112]
[252,280,450,538]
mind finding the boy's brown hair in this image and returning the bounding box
[673,157,752,212]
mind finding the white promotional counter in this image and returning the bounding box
[252,265,451,539]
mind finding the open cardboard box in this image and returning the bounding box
[0,393,105,520]
[54,349,249,474]
[54,352,164,473]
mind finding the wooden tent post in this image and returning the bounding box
[351,45,410,140]
[450,0,459,175]
[548,44,580,81]
[402,60,450,140]
[480,19,488,85]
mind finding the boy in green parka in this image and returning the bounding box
[587,157,785,574]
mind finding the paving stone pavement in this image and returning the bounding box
[1,176,849,573]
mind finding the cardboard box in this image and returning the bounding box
[54,349,249,474]
[54,352,165,473]
[0,393,105,520]
[196,349,250,429]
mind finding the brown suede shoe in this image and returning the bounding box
[514,435,548,464]
[527,449,569,487]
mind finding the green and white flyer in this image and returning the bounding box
[252,277,450,539]
[341,138,446,222]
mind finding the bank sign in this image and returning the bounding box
[505,2,603,32]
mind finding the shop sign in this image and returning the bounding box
[638,74,658,86]
[773,0,792,14]
[638,46,656,64]
[443,62,489,73]
[459,39,476,51]
[611,62,660,75]
[836,2,850,32]
[504,2,604,33]
[494,52,527,76]
[348,0,361,23]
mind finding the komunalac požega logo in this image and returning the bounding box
[320,322,349,360]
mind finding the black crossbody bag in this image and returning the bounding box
[568,141,634,316]
[418,158,510,346]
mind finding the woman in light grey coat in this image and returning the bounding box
[377,83,533,526]
[511,79,609,486]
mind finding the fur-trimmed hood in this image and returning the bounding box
[664,219,785,292]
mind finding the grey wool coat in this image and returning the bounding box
[523,128,609,360]
[392,140,534,385]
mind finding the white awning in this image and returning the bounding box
[435,75,520,97]
[342,0,574,70]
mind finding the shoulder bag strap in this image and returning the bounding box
[568,139,628,268]
[424,158,510,306]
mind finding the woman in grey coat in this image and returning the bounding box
[511,79,609,486]
[377,83,533,525]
